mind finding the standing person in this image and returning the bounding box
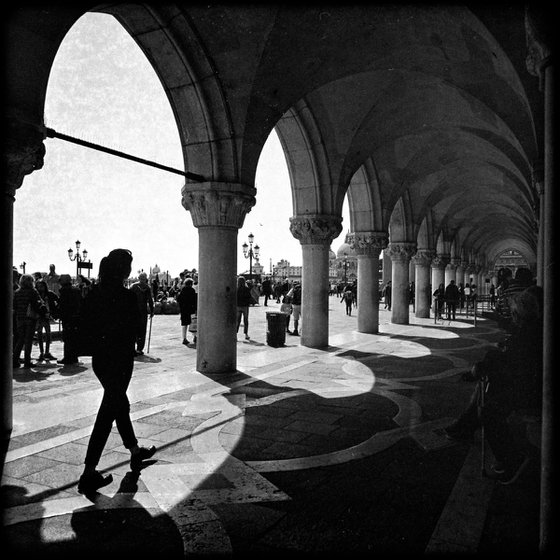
[444,279,460,320]
[287,281,302,336]
[433,283,445,319]
[463,282,472,314]
[56,274,83,366]
[236,276,253,340]
[341,287,354,316]
[261,277,272,306]
[13,274,46,369]
[130,272,154,356]
[35,279,59,361]
[77,248,156,494]
[469,283,478,314]
[280,294,293,334]
[44,263,60,296]
[177,277,197,345]
[458,282,465,310]
[151,273,159,302]
[489,283,496,309]
[382,280,392,310]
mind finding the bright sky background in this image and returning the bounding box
[13,12,350,280]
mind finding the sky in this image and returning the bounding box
[13,12,350,281]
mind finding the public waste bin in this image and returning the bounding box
[266,311,288,347]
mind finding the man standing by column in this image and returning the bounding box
[57,274,82,365]
[130,272,154,356]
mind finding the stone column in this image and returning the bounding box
[382,250,392,284]
[413,249,435,318]
[348,231,388,333]
[431,255,448,291]
[386,242,416,324]
[290,215,342,348]
[456,261,465,285]
[2,120,45,443]
[461,261,469,285]
[182,182,256,373]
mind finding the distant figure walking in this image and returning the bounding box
[382,280,392,310]
[77,248,156,495]
[237,276,253,340]
[130,272,154,356]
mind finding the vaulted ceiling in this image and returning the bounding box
[5,3,544,268]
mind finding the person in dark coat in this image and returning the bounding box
[130,272,154,356]
[444,279,460,320]
[56,274,83,365]
[261,277,272,306]
[77,248,156,495]
[177,277,197,345]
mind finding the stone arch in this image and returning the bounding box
[275,100,338,217]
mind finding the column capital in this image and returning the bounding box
[451,257,462,267]
[181,182,256,228]
[431,254,450,269]
[289,214,342,245]
[413,249,435,266]
[348,231,388,257]
[4,119,46,198]
[386,242,417,263]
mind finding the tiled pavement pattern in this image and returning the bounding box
[2,298,540,557]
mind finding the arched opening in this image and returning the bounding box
[13,12,187,283]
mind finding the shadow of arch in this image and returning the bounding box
[153,335,474,554]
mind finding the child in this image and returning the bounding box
[280,295,293,334]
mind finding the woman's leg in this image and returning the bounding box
[37,323,45,356]
[84,358,138,468]
[23,320,36,364]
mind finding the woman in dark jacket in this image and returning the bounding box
[35,279,59,361]
[77,248,156,495]
[177,277,197,345]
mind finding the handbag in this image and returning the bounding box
[26,302,39,320]
[188,314,197,333]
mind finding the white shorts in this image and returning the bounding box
[292,304,301,320]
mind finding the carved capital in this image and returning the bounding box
[181,182,256,228]
[348,231,388,257]
[289,214,342,245]
[386,242,416,263]
[4,120,46,198]
[413,249,435,267]
[431,254,450,269]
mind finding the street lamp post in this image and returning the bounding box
[242,232,260,281]
[19,261,26,274]
[343,252,348,285]
[68,240,90,280]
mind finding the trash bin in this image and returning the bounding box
[266,311,288,347]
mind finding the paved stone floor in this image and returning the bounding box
[2,297,541,558]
